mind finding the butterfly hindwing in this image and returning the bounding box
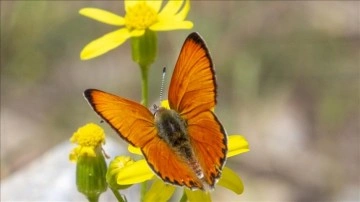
[187,111,227,186]
[141,137,204,189]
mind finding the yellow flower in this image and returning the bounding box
[106,156,135,190]
[80,0,193,60]
[113,100,250,201]
[70,123,108,200]
[69,123,106,162]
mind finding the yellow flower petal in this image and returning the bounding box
[128,144,142,155]
[117,159,154,185]
[69,147,79,162]
[158,0,184,17]
[174,0,191,21]
[185,189,211,202]
[80,28,132,60]
[130,29,145,37]
[145,0,162,13]
[124,0,138,13]
[125,0,162,13]
[79,8,125,26]
[217,167,244,194]
[150,20,193,31]
[143,178,176,202]
[161,100,170,109]
[228,135,250,158]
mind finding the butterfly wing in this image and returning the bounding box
[168,32,227,187]
[141,137,204,189]
[186,111,227,187]
[169,32,216,116]
[84,89,156,148]
[84,89,205,189]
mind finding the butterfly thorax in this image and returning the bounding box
[154,107,204,179]
[154,107,192,157]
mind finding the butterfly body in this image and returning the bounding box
[84,32,227,191]
[155,107,189,156]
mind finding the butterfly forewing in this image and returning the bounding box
[168,33,217,118]
[84,89,156,148]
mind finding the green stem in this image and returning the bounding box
[140,181,148,202]
[132,29,156,202]
[140,64,149,107]
[87,195,99,202]
[110,188,126,202]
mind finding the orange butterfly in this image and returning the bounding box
[84,32,227,191]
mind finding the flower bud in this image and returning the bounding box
[106,156,134,190]
[70,123,108,201]
[76,145,107,201]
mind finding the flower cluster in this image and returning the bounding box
[69,123,106,162]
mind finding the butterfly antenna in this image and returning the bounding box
[159,67,166,102]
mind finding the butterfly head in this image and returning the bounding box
[150,104,160,115]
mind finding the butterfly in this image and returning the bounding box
[84,32,227,191]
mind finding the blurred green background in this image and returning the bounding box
[1,1,359,201]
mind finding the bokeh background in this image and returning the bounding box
[1,1,359,201]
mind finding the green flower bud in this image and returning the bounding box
[76,145,107,201]
[106,156,134,190]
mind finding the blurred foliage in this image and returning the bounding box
[1,1,359,201]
